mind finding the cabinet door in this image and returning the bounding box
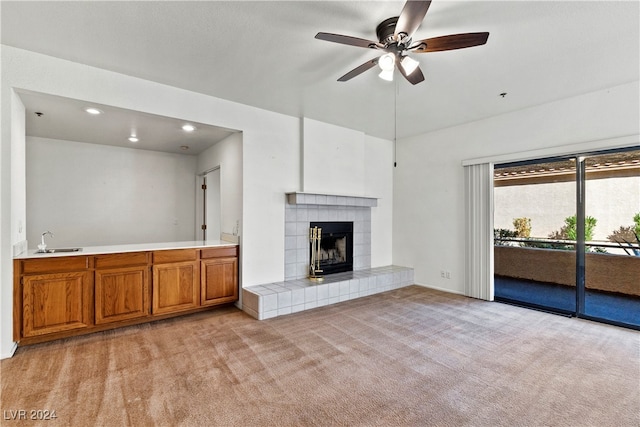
[152,261,199,315]
[201,257,238,306]
[22,271,93,337]
[95,266,150,324]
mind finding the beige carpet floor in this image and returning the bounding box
[1,285,638,427]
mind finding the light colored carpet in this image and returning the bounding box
[1,285,638,426]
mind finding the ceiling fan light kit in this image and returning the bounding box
[378,69,395,82]
[378,53,396,71]
[315,0,489,85]
[400,56,420,75]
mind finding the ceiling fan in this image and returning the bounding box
[315,0,489,85]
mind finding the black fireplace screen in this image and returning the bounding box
[310,221,353,275]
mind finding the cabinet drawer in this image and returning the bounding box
[20,256,89,274]
[94,252,149,269]
[153,249,197,264]
[201,246,238,259]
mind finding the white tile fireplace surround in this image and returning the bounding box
[241,192,415,320]
[284,192,377,280]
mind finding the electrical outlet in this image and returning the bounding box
[440,270,445,278]
[445,271,451,279]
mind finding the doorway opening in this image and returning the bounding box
[198,167,221,241]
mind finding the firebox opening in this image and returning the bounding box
[320,235,347,265]
[310,221,353,275]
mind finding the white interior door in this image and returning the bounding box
[204,168,221,241]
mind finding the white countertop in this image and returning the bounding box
[14,240,238,259]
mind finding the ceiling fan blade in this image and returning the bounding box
[337,58,379,82]
[411,32,489,53]
[394,1,432,40]
[397,62,425,85]
[315,32,379,49]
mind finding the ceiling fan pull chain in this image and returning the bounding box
[394,79,398,168]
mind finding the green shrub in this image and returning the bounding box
[550,215,597,241]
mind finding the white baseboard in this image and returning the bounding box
[414,282,466,296]
[0,342,18,360]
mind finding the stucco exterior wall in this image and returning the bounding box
[494,246,640,296]
[494,176,639,241]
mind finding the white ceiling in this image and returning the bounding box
[18,90,237,155]
[2,1,639,147]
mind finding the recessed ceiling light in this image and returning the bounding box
[128,136,139,143]
[85,107,103,115]
[180,145,190,151]
[182,124,196,132]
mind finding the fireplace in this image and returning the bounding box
[284,192,376,281]
[310,221,353,275]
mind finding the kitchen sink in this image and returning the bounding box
[36,248,82,254]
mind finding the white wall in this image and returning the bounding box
[242,124,301,283]
[364,134,393,267]
[196,132,243,238]
[0,91,27,358]
[302,118,365,195]
[301,118,394,267]
[11,92,27,252]
[393,81,640,295]
[26,136,197,247]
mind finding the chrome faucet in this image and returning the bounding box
[38,231,54,252]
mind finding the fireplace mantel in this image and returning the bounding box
[286,192,377,207]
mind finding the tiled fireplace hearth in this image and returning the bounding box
[243,266,414,320]
[242,192,415,320]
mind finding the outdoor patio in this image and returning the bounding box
[495,275,640,327]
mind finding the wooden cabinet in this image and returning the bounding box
[201,257,238,306]
[152,249,200,315]
[22,268,93,338]
[94,252,150,324]
[14,245,238,345]
[200,246,239,306]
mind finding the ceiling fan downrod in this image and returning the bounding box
[376,17,413,49]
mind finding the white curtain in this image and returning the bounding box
[464,163,494,300]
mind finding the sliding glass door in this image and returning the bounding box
[494,147,640,330]
[494,157,577,314]
[582,150,640,328]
